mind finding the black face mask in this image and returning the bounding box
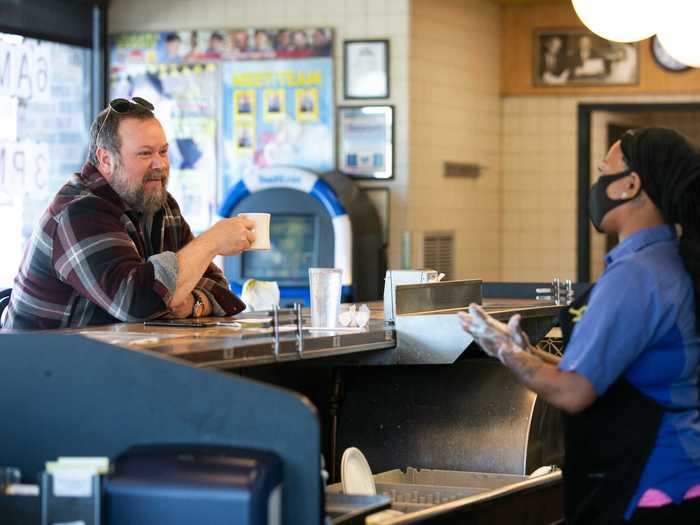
[589,170,639,233]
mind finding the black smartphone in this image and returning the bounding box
[144,319,219,328]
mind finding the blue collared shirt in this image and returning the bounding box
[559,224,700,517]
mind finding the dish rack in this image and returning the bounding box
[329,467,527,513]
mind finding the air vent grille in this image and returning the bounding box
[423,231,454,280]
[444,162,481,178]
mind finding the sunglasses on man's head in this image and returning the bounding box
[95,97,155,154]
[108,96,154,113]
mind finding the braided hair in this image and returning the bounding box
[620,127,700,332]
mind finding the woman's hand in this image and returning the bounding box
[459,304,596,414]
[457,304,530,362]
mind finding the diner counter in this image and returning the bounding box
[68,299,562,370]
[0,297,566,524]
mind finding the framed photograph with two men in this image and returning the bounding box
[534,29,639,86]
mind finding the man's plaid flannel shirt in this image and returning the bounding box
[2,163,244,330]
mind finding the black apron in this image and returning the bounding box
[560,285,665,525]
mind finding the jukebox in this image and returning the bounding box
[218,166,385,305]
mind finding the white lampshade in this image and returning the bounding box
[571,0,658,43]
[656,1,700,67]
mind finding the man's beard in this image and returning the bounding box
[110,161,169,215]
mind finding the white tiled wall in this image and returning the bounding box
[409,0,502,281]
[501,96,578,282]
[502,94,700,283]
[111,2,700,284]
[109,0,411,268]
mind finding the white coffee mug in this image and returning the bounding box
[238,213,271,250]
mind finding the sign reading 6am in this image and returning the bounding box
[0,39,51,102]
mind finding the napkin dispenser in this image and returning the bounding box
[105,444,282,525]
[384,270,440,322]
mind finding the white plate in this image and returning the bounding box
[340,447,376,496]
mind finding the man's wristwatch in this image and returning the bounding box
[191,290,205,318]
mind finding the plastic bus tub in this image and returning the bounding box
[328,467,528,513]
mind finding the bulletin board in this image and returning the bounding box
[110,63,219,232]
[109,27,335,225]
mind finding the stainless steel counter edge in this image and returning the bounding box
[50,302,562,369]
[197,302,562,368]
[488,304,563,321]
[180,323,396,369]
[200,337,397,369]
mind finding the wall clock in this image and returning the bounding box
[651,35,691,73]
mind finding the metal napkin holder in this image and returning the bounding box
[383,269,439,322]
[393,279,483,318]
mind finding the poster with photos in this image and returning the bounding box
[221,57,334,199]
[109,27,335,216]
[110,27,333,65]
[110,63,219,233]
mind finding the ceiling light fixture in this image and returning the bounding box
[656,0,700,67]
[571,0,658,43]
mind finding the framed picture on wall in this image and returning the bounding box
[534,29,639,86]
[344,39,390,99]
[337,105,394,179]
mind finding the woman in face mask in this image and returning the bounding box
[458,127,700,525]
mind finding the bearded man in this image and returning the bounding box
[2,98,255,329]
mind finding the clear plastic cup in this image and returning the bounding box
[309,268,343,328]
